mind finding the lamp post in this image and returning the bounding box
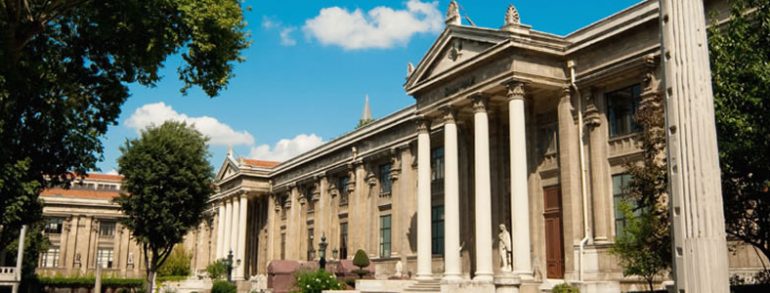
[225,250,234,283]
[319,234,328,270]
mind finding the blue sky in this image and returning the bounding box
[98,0,641,174]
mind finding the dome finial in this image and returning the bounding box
[503,4,521,30]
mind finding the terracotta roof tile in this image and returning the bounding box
[41,187,121,200]
[242,159,279,169]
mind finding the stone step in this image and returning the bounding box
[403,280,441,293]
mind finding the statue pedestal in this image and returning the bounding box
[494,272,521,293]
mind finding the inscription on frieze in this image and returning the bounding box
[417,55,514,109]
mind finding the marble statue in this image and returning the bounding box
[395,260,403,278]
[498,224,512,272]
[446,0,460,25]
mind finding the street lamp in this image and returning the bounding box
[319,234,328,270]
[225,250,234,283]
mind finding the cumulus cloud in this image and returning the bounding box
[303,0,443,50]
[248,134,324,162]
[125,102,255,146]
[262,16,297,47]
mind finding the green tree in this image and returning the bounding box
[710,0,770,264]
[158,245,192,277]
[352,249,370,278]
[610,91,671,292]
[0,0,248,250]
[116,121,214,292]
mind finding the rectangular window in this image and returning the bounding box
[307,228,315,260]
[431,147,445,181]
[607,84,642,137]
[96,248,113,268]
[613,174,633,237]
[538,124,558,154]
[99,221,116,237]
[379,163,392,195]
[338,176,349,204]
[340,222,348,260]
[379,215,392,258]
[280,232,286,260]
[40,247,60,268]
[44,217,64,234]
[432,205,445,255]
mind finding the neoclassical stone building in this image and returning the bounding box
[208,1,765,292]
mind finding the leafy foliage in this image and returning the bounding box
[37,275,144,288]
[211,280,236,293]
[116,121,214,292]
[610,91,670,292]
[158,245,192,277]
[3,222,49,291]
[293,269,343,293]
[709,0,770,263]
[206,259,228,280]
[552,283,580,293]
[352,249,370,269]
[0,0,247,251]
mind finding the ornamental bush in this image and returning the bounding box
[211,280,236,293]
[552,283,580,293]
[293,269,343,293]
[206,259,228,280]
[352,249,370,270]
[158,245,192,277]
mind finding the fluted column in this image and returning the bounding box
[236,194,248,280]
[585,91,611,243]
[472,95,494,282]
[217,203,226,258]
[442,108,462,282]
[660,0,729,291]
[416,117,433,280]
[507,82,532,276]
[231,196,240,262]
[223,198,233,257]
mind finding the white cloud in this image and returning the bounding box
[280,27,297,46]
[303,0,443,50]
[261,16,277,29]
[125,102,255,146]
[105,169,119,175]
[248,134,324,162]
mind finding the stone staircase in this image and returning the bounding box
[403,279,441,293]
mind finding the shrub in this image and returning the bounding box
[158,245,192,277]
[293,269,343,293]
[211,280,236,293]
[552,283,580,293]
[352,249,370,270]
[207,259,228,280]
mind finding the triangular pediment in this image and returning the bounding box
[215,156,241,182]
[405,25,510,92]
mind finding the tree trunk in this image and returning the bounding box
[146,270,155,293]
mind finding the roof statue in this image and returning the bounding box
[407,62,415,77]
[361,95,372,122]
[227,145,234,159]
[502,4,521,30]
[446,0,461,26]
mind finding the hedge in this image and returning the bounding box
[37,275,143,288]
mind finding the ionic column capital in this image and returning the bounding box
[416,116,431,133]
[470,94,490,113]
[506,81,526,101]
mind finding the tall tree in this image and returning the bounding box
[710,0,770,264]
[116,121,214,292]
[0,0,248,249]
[610,88,671,292]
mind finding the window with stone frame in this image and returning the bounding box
[339,222,348,260]
[379,163,392,195]
[40,247,60,268]
[538,123,558,155]
[607,84,642,137]
[99,220,116,238]
[432,205,445,255]
[613,173,635,237]
[96,248,113,268]
[44,217,64,234]
[307,227,315,260]
[379,214,392,258]
[280,231,286,260]
[431,147,445,194]
[337,176,349,205]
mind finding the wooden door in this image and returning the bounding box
[543,186,564,279]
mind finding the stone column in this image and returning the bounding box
[442,107,462,282]
[558,87,581,275]
[231,196,240,260]
[507,82,532,276]
[236,194,248,280]
[585,90,610,243]
[416,117,433,280]
[472,95,494,283]
[659,0,729,291]
[217,202,226,259]
[223,198,233,256]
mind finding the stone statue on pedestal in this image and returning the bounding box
[498,224,512,272]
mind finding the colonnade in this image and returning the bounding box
[215,193,248,280]
[415,82,532,282]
